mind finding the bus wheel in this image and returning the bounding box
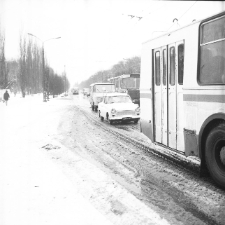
[205,124,225,188]
[91,104,94,111]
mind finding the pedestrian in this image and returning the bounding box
[3,90,10,106]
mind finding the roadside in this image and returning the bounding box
[0,94,169,225]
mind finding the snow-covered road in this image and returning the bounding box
[0,95,114,225]
[0,94,169,225]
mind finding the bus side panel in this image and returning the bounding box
[140,44,154,141]
[140,98,153,141]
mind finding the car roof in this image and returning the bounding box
[102,92,129,97]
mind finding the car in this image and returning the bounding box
[98,93,140,124]
[89,83,116,111]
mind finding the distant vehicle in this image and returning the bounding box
[89,83,116,111]
[98,92,140,124]
[140,11,225,188]
[108,74,140,105]
[83,88,90,96]
[72,87,79,95]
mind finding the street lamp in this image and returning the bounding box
[27,33,61,102]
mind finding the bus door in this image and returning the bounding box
[153,48,162,143]
[161,47,168,146]
[168,44,177,149]
[176,41,185,152]
[168,41,185,151]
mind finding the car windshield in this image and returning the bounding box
[94,84,115,92]
[108,96,132,103]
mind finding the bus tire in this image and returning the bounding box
[205,124,225,188]
[91,104,94,111]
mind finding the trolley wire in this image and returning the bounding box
[166,1,198,32]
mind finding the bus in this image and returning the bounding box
[108,74,140,105]
[140,11,225,188]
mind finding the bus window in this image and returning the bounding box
[199,16,225,84]
[155,51,160,86]
[163,49,167,86]
[115,80,120,89]
[178,44,184,85]
[170,47,175,86]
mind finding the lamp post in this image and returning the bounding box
[27,33,61,102]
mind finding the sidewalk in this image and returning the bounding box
[0,95,113,225]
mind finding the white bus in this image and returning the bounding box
[140,11,225,188]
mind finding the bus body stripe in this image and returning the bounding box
[183,94,225,103]
[140,93,152,99]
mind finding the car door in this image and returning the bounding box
[99,96,105,116]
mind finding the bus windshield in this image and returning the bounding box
[121,77,140,89]
[94,84,115,92]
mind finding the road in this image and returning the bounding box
[50,94,225,225]
[1,93,225,225]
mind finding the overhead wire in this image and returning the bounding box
[166,1,198,32]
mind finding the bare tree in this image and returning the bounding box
[0,26,6,89]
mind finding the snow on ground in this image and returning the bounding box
[0,94,169,225]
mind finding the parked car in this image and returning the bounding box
[98,93,140,124]
[89,83,115,111]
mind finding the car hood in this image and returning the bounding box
[111,103,138,110]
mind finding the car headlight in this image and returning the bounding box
[135,107,140,113]
[111,108,117,115]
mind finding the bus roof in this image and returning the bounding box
[143,10,225,45]
[89,82,115,87]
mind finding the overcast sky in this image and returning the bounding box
[1,0,224,86]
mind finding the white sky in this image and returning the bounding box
[1,0,225,86]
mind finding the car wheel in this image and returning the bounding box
[106,113,112,125]
[134,119,139,124]
[205,124,225,188]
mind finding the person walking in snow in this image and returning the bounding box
[3,90,10,106]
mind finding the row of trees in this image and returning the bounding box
[79,56,140,89]
[0,28,69,98]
